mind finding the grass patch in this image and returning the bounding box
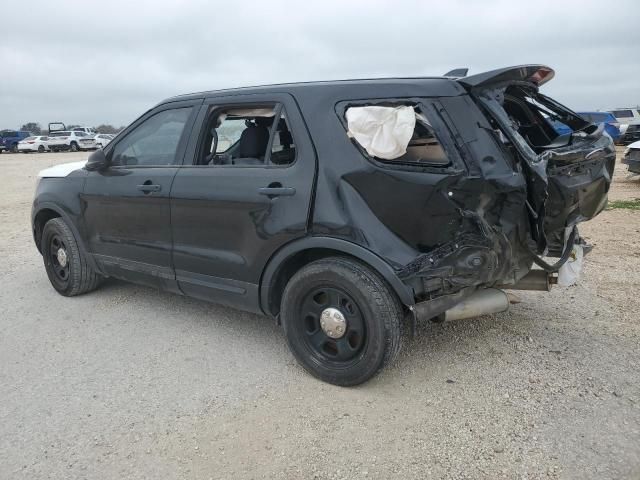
[607,199,640,210]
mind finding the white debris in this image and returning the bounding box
[558,243,584,287]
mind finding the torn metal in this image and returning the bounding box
[340,66,614,313]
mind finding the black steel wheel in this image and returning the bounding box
[281,257,403,386]
[299,286,367,364]
[41,218,103,296]
[47,233,70,288]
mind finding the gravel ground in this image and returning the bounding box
[0,150,639,479]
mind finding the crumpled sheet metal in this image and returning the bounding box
[346,106,416,160]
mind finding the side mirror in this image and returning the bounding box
[85,148,109,171]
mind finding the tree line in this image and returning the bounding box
[19,122,125,135]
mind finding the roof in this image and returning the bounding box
[160,76,465,104]
[157,65,557,106]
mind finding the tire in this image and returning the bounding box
[41,218,103,296]
[69,142,78,152]
[10,143,18,153]
[38,145,45,153]
[281,256,403,386]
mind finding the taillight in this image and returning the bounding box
[529,67,554,85]
[28,141,35,144]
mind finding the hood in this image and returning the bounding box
[38,160,87,178]
[457,65,555,89]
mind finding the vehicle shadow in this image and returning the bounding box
[94,277,538,388]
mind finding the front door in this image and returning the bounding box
[81,101,200,290]
[170,94,316,312]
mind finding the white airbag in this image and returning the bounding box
[346,106,416,160]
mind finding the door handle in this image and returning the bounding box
[137,183,162,193]
[258,186,296,197]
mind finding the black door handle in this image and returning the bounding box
[258,186,296,197]
[137,183,161,193]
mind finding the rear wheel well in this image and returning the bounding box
[266,248,402,317]
[34,209,61,252]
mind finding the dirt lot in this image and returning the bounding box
[1,149,639,479]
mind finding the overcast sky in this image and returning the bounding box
[1,0,639,130]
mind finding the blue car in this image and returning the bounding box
[0,130,32,153]
[548,112,622,143]
[577,112,622,143]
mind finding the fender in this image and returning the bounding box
[260,236,416,315]
[31,201,103,274]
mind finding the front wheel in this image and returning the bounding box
[41,218,103,296]
[38,145,45,153]
[281,257,403,386]
[69,142,78,152]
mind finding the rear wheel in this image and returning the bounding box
[38,145,45,153]
[41,218,103,296]
[10,143,18,153]
[281,257,403,386]
[69,142,78,152]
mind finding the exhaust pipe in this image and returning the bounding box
[440,288,511,322]
[412,287,513,323]
[498,270,556,292]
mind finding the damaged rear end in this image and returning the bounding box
[340,65,615,322]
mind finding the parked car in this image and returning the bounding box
[0,130,32,153]
[17,136,50,153]
[94,134,114,148]
[72,126,97,135]
[32,65,614,385]
[622,141,640,174]
[48,123,96,136]
[78,133,114,150]
[47,131,92,152]
[577,112,622,143]
[608,108,640,144]
[548,112,622,143]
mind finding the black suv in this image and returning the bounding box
[32,65,614,385]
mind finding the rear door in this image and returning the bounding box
[170,93,316,312]
[81,99,201,290]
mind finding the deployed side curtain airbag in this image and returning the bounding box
[346,106,416,160]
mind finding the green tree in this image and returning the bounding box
[95,124,119,134]
[20,122,42,135]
